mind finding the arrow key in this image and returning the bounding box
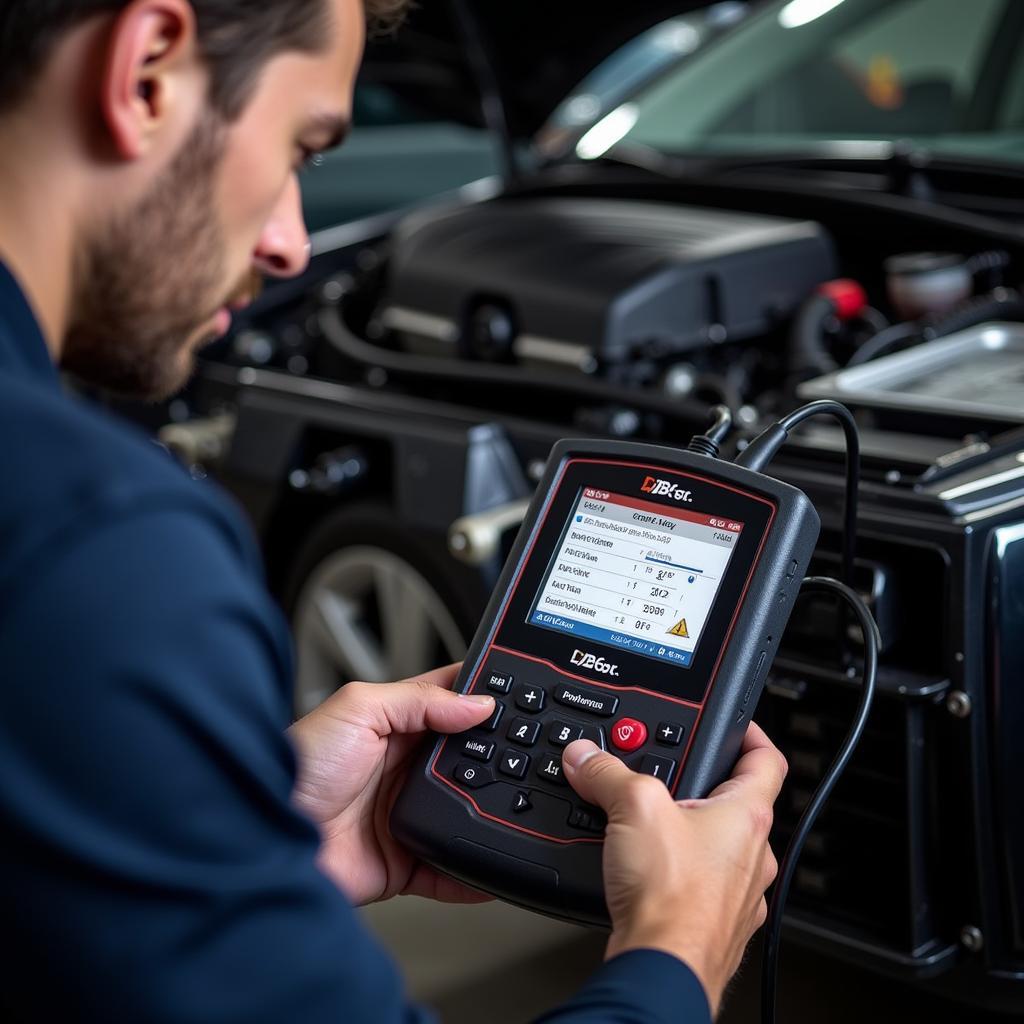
[512,791,532,814]
[498,749,531,780]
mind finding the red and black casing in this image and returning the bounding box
[391,439,820,926]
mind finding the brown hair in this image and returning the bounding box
[0,0,411,118]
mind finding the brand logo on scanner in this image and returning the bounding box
[570,649,620,676]
[641,476,693,503]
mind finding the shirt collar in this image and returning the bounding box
[0,260,61,389]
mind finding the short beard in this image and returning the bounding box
[64,115,228,402]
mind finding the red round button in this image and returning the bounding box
[611,717,648,752]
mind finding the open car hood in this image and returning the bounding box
[359,0,718,140]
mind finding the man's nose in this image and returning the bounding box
[252,174,311,279]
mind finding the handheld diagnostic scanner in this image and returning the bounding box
[391,420,822,926]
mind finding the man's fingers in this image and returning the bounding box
[343,678,493,737]
[395,662,462,690]
[738,721,776,757]
[403,863,495,905]
[563,740,667,819]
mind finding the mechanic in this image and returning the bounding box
[0,2,785,1020]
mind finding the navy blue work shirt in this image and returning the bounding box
[0,260,710,1023]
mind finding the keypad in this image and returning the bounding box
[443,658,697,841]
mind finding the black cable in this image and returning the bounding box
[736,400,860,590]
[761,576,879,1024]
[848,288,1024,367]
[846,321,919,366]
[317,302,711,426]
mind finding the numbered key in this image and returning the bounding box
[638,754,677,788]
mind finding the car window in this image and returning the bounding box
[618,0,1024,164]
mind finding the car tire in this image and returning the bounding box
[283,504,471,717]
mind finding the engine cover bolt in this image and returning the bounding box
[960,926,984,952]
[946,691,972,718]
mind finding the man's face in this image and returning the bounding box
[63,0,364,401]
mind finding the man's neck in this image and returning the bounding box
[0,117,76,363]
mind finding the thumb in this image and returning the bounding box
[562,740,639,816]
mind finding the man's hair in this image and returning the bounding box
[0,0,409,119]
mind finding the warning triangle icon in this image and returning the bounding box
[667,618,689,638]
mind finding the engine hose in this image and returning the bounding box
[316,299,712,426]
[848,288,1024,366]
[788,293,841,381]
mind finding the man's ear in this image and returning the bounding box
[99,0,202,161]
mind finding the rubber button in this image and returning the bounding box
[454,762,493,788]
[638,754,676,787]
[498,749,530,780]
[655,722,685,747]
[462,738,495,762]
[486,671,513,694]
[611,718,648,752]
[553,684,618,717]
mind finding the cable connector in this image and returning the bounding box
[686,404,732,459]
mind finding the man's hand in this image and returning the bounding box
[287,665,495,906]
[562,723,786,1017]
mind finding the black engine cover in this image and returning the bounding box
[380,197,837,369]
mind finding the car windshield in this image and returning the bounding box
[596,0,1024,167]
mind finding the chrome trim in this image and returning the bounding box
[380,306,458,343]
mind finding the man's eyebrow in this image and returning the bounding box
[307,112,351,150]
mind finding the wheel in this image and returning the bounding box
[284,506,470,717]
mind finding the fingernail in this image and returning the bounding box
[460,693,495,705]
[562,739,599,773]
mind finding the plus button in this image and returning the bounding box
[655,721,684,747]
[514,684,547,713]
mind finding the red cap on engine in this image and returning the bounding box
[817,278,867,321]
